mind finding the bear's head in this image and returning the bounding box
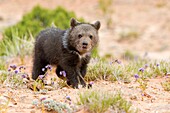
[67,18,100,55]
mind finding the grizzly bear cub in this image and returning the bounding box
[32,18,100,88]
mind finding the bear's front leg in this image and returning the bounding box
[65,67,86,88]
[80,54,91,78]
[59,53,86,88]
[80,64,87,78]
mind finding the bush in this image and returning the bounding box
[4,6,83,38]
[0,6,84,58]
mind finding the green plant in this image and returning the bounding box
[32,98,73,113]
[155,1,167,8]
[98,0,113,28]
[122,50,137,60]
[32,65,53,91]
[0,64,28,87]
[161,76,170,91]
[85,59,113,81]
[86,58,170,84]
[0,94,10,112]
[77,89,135,113]
[4,6,83,38]
[0,58,6,70]
[91,47,100,58]
[0,6,84,58]
[0,30,34,62]
[118,29,140,42]
[162,81,170,91]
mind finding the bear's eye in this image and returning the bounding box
[78,34,82,38]
[89,35,93,39]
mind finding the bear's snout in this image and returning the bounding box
[82,41,88,49]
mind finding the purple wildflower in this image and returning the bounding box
[14,70,18,74]
[69,101,71,105]
[10,64,17,70]
[89,81,94,85]
[60,71,66,77]
[45,64,52,71]
[139,68,144,72]
[8,68,11,72]
[141,93,144,96]
[144,64,148,69]
[115,59,121,64]
[42,68,45,72]
[38,75,44,80]
[156,63,160,67]
[21,74,27,78]
[19,66,23,70]
[134,74,139,79]
[40,97,46,101]
[66,96,71,101]
[59,71,62,75]
[63,71,66,77]
[51,81,54,85]
[165,75,169,78]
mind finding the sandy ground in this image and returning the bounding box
[1,76,170,113]
[0,0,170,113]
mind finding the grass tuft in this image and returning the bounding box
[77,89,136,113]
[86,58,170,83]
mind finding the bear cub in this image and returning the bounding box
[32,18,100,88]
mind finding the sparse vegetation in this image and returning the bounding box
[118,28,140,42]
[0,58,6,70]
[86,58,170,83]
[0,93,11,112]
[0,64,28,87]
[3,6,83,38]
[122,50,138,60]
[0,6,84,59]
[98,0,113,28]
[32,98,73,113]
[77,89,136,113]
[0,1,170,112]
[155,1,167,8]
[161,76,170,91]
[0,31,34,62]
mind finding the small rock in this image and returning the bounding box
[23,78,29,83]
[0,16,3,21]
[130,95,138,100]
[39,89,47,94]
[44,86,54,91]
[166,72,170,76]
[30,110,36,113]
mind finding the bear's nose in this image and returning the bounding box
[82,42,88,46]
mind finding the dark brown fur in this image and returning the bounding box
[32,18,100,88]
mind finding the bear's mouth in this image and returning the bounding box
[82,45,87,49]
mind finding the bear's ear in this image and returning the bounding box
[93,21,101,30]
[70,18,80,28]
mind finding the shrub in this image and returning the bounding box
[117,28,140,42]
[0,6,85,58]
[98,0,113,28]
[3,6,83,38]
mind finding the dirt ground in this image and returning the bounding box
[0,0,170,113]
